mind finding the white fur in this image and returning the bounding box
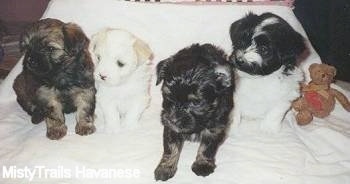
[254,17,279,34]
[89,28,153,132]
[233,67,304,133]
[237,18,280,66]
[215,65,231,79]
[237,43,263,65]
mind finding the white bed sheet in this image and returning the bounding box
[0,0,350,183]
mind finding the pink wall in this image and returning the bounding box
[0,0,49,22]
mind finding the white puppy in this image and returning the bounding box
[89,28,153,132]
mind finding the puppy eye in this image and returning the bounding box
[117,60,124,67]
[191,99,202,106]
[260,46,269,55]
[97,55,101,61]
[47,46,56,52]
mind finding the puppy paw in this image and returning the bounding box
[31,115,44,124]
[191,159,216,177]
[75,123,96,136]
[31,109,45,124]
[154,163,177,181]
[46,124,67,140]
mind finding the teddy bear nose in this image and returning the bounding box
[321,74,326,78]
[99,73,107,80]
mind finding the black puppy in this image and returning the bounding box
[13,18,96,140]
[154,44,234,181]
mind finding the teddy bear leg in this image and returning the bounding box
[296,110,313,125]
[292,98,306,112]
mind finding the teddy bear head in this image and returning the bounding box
[309,63,336,85]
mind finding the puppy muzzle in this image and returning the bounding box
[230,51,246,68]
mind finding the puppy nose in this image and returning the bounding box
[234,50,245,65]
[235,56,245,65]
[99,73,107,80]
[229,55,235,63]
[27,56,38,66]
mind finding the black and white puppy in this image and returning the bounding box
[154,44,234,181]
[229,13,306,133]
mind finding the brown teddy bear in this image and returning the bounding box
[292,63,350,125]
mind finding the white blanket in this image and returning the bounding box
[1,0,350,183]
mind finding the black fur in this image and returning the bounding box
[229,12,306,75]
[154,44,234,181]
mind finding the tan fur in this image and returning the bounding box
[133,38,154,64]
[13,18,96,140]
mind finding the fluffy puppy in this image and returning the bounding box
[89,28,153,131]
[229,13,306,133]
[154,44,234,181]
[13,18,96,140]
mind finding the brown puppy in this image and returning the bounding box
[13,18,96,140]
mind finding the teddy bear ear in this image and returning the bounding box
[328,65,337,77]
[308,63,319,72]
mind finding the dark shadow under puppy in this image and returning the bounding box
[154,44,235,181]
[13,18,96,140]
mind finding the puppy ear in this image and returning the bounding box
[62,23,89,55]
[156,58,171,86]
[290,31,306,57]
[88,33,97,52]
[230,12,257,42]
[133,38,153,65]
[229,19,242,43]
[88,33,101,65]
[19,32,29,52]
[19,22,35,52]
[214,64,233,88]
[279,30,306,70]
[327,65,337,77]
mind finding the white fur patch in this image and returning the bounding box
[244,43,263,65]
[254,17,279,35]
[215,65,232,86]
[233,67,304,133]
[214,65,231,77]
[239,43,263,65]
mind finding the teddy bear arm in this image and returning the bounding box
[330,88,350,111]
[300,83,307,90]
